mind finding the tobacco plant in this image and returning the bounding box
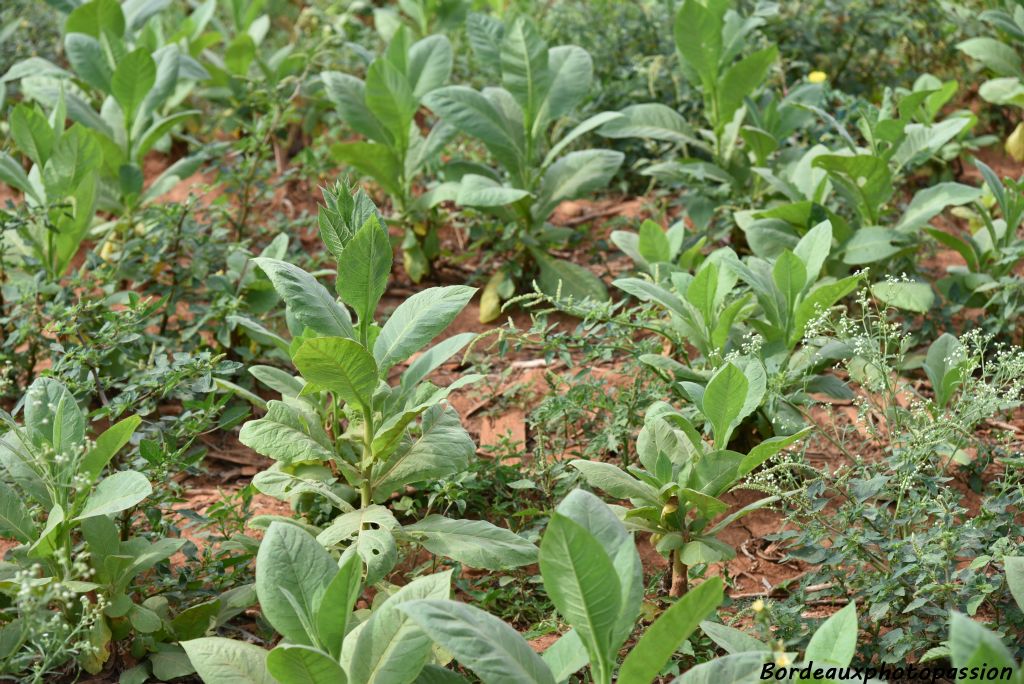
[573,403,809,596]
[3,0,210,217]
[236,181,536,577]
[323,26,455,282]
[424,15,624,320]
[931,159,1024,322]
[617,221,860,435]
[401,489,724,684]
[598,0,774,194]
[182,521,473,684]
[0,97,101,277]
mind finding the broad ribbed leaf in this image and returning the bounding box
[534,149,623,221]
[253,258,355,338]
[402,515,537,569]
[407,35,452,99]
[373,285,475,373]
[400,600,555,684]
[25,377,85,454]
[0,480,36,543]
[74,471,152,520]
[805,602,858,666]
[293,337,379,409]
[239,401,334,464]
[425,86,524,176]
[182,637,274,684]
[371,405,473,498]
[365,58,417,149]
[65,33,113,94]
[500,18,550,125]
[346,571,452,684]
[256,523,338,646]
[266,645,347,684]
[534,45,591,129]
[80,415,141,482]
[539,514,621,677]
[323,72,391,143]
[701,363,747,449]
[112,49,156,119]
[532,250,608,303]
[570,460,659,505]
[332,142,403,197]
[599,103,696,145]
[336,215,392,327]
[618,578,723,683]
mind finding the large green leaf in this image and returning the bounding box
[266,645,347,684]
[331,142,402,198]
[534,149,624,221]
[25,377,85,454]
[534,45,592,130]
[293,337,379,409]
[425,86,524,176]
[500,18,550,125]
[673,0,727,88]
[618,578,723,684]
[337,215,392,328]
[239,401,334,465]
[365,58,418,149]
[701,363,748,449]
[870,281,934,314]
[598,103,696,145]
[112,49,157,120]
[346,571,452,684]
[407,34,453,99]
[253,258,355,339]
[80,415,141,482]
[671,653,769,684]
[0,152,35,199]
[373,285,475,374]
[804,602,858,666]
[569,460,660,505]
[717,47,777,126]
[322,72,391,143]
[958,37,1022,77]
[0,480,37,543]
[402,515,537,569]
[399,332,476,393]
[317,506,399,548]
[539,514,622,680]
[65,33,113,94]
[256,523,338,646]
[371,405,473,498]
[466,13,504,74]
[893,182,982,233]
[74,470,152,520]
[1004,557,1024,613]
[41,126,101,200]
[455,174,531,207]
[317,554,363,659]
[400,600,555,684]
[65,0,125,38]
[181,637,274,684]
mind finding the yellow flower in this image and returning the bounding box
[752,599,765,613]
[808,70,828,84]
[775,653,792,667]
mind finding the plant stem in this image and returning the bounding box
[670,550,688,597]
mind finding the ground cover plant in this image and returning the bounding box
[3,0,1024,681]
